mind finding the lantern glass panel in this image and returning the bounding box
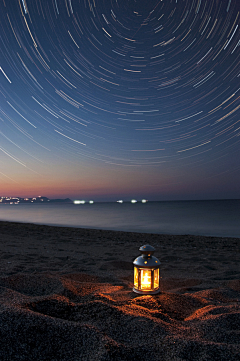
[140,269,152,290]
[134,267,138,288]
[154,268,159,289]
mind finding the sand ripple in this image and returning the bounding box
[0,222,239,360]
[0,273,239,361]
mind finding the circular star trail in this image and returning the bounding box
[0,0,239,199]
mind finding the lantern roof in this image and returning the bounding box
[133,244,160,268]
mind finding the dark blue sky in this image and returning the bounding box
[0,0,239,201]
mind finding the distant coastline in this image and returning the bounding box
[0,196,73,204]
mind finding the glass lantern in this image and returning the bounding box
[133,244,161,294]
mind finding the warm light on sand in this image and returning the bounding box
[0,222,238,360]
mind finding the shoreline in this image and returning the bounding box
[1,198,240,239]
[0,221,239,360]
[1,218,240,239]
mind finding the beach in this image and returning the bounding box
[0,221,239,360]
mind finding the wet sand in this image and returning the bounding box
[0,221,239,360]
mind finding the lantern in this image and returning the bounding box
[133,244,160,294]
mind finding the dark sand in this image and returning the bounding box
[0,221,239,360]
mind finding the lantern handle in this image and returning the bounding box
[139,244,155,257]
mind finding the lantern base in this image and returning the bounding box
[133,287,160,295]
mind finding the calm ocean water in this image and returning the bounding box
[0,200,239,238]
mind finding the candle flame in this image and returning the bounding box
[141,269,152,290]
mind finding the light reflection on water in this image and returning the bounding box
[0,200,239,238]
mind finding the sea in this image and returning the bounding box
[0,199,239,238]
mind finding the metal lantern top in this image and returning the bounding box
[133,244,161,268]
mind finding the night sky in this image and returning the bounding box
[0,0,239,201]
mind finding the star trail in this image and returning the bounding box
[0,0,239,201]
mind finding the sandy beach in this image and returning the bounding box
[0,221,239,360]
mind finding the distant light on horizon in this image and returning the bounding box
[74,200,86,205]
